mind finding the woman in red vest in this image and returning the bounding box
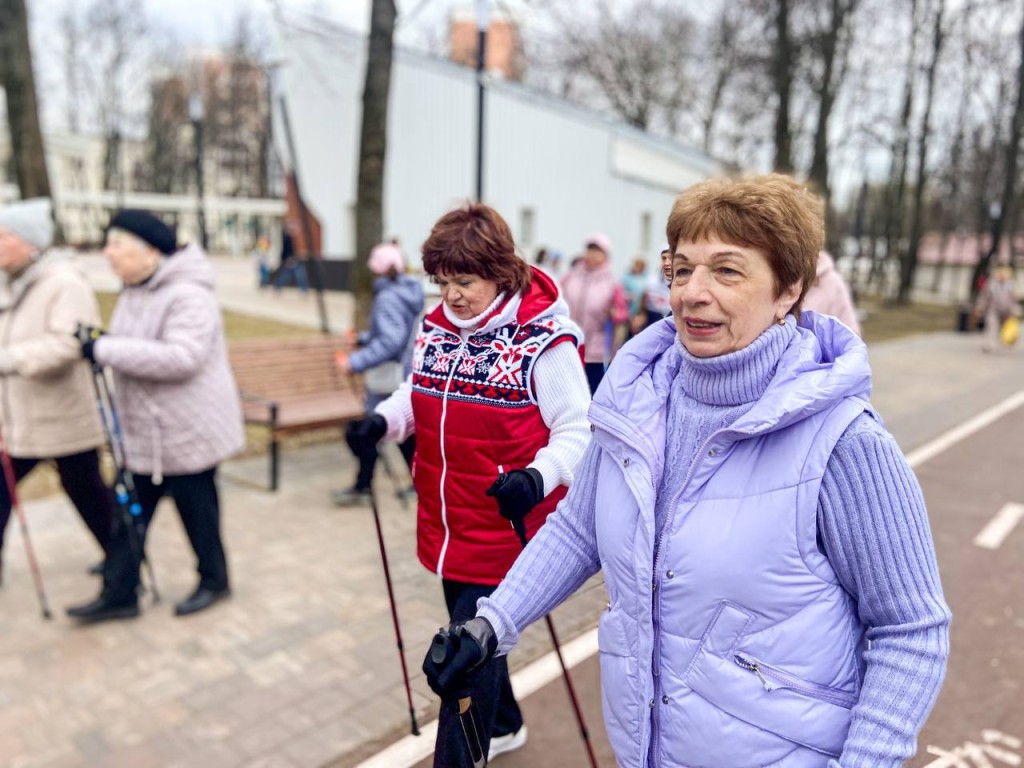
[347,203,591,763]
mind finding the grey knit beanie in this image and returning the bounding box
[0,198,54,251]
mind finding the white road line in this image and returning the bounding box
[973,503,1024,550]
[354,629,598,768]
[905,390,1024,468]
[360,391,1024,767]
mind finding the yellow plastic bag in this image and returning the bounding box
[1000,316,1020,346]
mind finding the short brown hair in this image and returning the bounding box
[421,203,532,295]
[665,174,823,315]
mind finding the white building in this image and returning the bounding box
[270,14,725,280]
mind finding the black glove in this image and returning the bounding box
[486,468,544,524]
[423,617,497,700]
[75,323,105,364]
[345,414,387,455]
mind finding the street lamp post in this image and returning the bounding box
[189,94,209,250]
[475,0,488,202]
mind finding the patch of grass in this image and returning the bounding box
[859,295,958,344]
[96,292,313,339]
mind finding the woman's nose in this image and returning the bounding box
[680,269,711,302]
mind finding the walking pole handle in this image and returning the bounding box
[511,519,528,548]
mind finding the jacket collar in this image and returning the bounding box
[590,313,871,459]
[425,265,571,336]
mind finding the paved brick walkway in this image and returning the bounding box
[1,254,1021,767]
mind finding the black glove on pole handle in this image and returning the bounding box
[431,629,486,767]
[508,495,600,768]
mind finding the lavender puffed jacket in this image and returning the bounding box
[481,314,937,767]
[93,244,244,480]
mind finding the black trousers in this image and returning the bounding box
[354,435,416,490]
[0,449,113,555]
[584,362,606,395]
[433,579,524,767]
[103,466,229,604]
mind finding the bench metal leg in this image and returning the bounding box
[270,439,280,492]
[269,404,280,492]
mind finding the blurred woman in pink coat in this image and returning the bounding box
[802,251,861,335]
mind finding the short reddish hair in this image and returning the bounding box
[666,174,823,315]
[421,203,532,295]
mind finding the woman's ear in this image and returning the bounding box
[777,280,803,317]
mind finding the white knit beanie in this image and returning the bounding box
[0,198,54,251]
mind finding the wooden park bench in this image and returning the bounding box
[229,335,365,490]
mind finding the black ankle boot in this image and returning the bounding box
[174,586,231,616]
[66,595,139,623]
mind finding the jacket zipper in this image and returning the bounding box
[734,652,857,708]
[434,333,467,578]
[589,407,660,766]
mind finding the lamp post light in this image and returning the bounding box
[475,0,488,202]
[990,200,1003,255]
[189,94,209,250]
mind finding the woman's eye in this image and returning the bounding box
[718,267,739,276]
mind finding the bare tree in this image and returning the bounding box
[59,1,83,133]
[82,0,148,191]
[534,0,696,135]
[807,0,858,213]
[772,0,795,172]
[870,0,921,294]
[354,0,396,328]
[698,4,745,153]
[0,0,52,199]
[971,5,1024,295]
[899,0,946,303]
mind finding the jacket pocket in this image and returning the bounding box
[682,602,855,758]
[733,652,857,709]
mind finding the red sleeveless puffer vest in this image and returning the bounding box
[411,268,581,584]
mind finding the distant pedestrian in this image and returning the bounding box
[332,242,424,506]
[623,257,647,336]
[273,224,308,294]
[0,198,114,586]
[976,263,1020,352]
[560,233,630,393]
[253,235,272,288]
[641,243,672,328]
[67,209,244,623]
[346,203,591,764]
[803,251,861,335]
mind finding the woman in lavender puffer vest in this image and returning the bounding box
[423,175,950,768]
[66,210,243,623]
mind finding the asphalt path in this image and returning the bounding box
[908,401,1024,766]
[403,397,1024,768]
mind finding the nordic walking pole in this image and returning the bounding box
[368,483,420,735]
[377,449,409,512]
[83,349,160,602]
[511,518,599,768]
[0,426,52,619]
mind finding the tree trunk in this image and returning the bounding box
[899,0,945,304]
[0,0,53,200]
[354,0,396,329]
[972,8,1024,296]
[772,0,794,173]
[809,0,856,256]
[880,0,920,296]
